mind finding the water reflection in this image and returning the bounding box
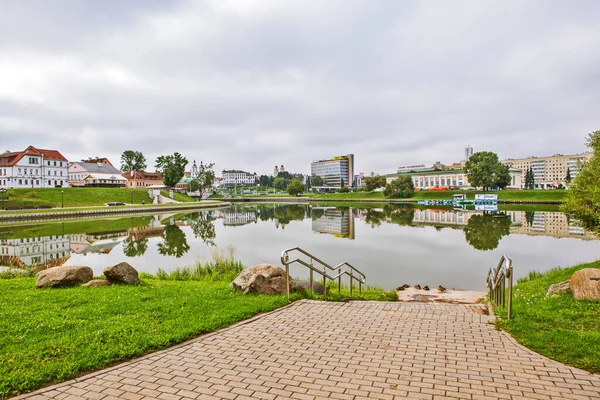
[311,207,355,239]
[0,205,597,275]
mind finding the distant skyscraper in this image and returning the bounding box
[464,144,474,162]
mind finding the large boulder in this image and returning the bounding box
[104,262,140,284]
[36,266,93,288]
[546,280,571,297]
[570,268,600,301]
[230,264,302,294]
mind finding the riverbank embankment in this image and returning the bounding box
[0,201,229,223]
[227,197,562,205]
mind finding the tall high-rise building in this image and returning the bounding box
[311,154,354,188]
[464,144,474,162]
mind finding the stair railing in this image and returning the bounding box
[486,255,513,319]
[281,247,366,301]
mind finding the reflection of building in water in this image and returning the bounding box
[214,209,257,226]
[505,211,597,239]
[312,208,355,239]
[0,235,71,267]
[70,232,127,254]
[413,209,476,226]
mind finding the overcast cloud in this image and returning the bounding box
[1,0,599,176]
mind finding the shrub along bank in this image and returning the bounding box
[494,261,600,373]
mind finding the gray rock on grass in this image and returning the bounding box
[104,262,140,284]
[546,280,571,297]
[36,266,93,288]
[230,264,303,294]
[570,268,600,300]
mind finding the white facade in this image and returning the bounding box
[68,161,125,187]
[0,146,69,189]
[222,170,258,187]
[0,235,70,267]
[387,169,522,190]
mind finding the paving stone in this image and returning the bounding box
[13,301,600,400]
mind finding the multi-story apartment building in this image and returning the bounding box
[221,170,258,187]
[311,154,354,188]
[0,146,69,189]
[386,169,522,190]
[501,152,591,189]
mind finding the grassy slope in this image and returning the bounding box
[159,190,196,203]
[0,278,297,397]
[496,261,600,373]
[3,188,151,208]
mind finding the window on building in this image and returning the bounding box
[19,179,22,184]
[47,161,50,166]
[53,161,56,166]
[18,168,21,174]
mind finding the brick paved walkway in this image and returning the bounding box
[17,301,600,400]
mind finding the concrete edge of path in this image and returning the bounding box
[14,299,309,399]
[498,329,600,378]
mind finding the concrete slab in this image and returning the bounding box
[396,287,487,304]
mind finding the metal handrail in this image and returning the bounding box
[486,255,513,320]
[281,247,366,301]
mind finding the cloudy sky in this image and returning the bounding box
[1,0,599,176]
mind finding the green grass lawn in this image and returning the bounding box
[0,266,388,398]
[159,190,196,203]
[495,261,600,373]
[2,188,154,208]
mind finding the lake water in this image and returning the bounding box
[1,203,599,290]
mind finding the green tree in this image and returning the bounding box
[259,175,271,187]
[364,174,386,191]
[286,179,305,196]
[120,150,147,173]
[566,167,572,183]
[273,177,290,190]
[157,224,190,258]
[311,175,323,186]
[155,152,188,187]
[190,162,215,199]
[464,151,511,191]
[563,130,600,233]
[463,214,511,251]
[277,171,293,180]
[383,176,414,198]
[525,167,535,190]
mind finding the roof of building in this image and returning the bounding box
[70,162,122,174]
[84,173,128,181]
[81,157,113,166]
[222,169,256,174]
[122,171,162,180]
[0,145,68,166]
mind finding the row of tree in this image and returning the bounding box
[120,150,215,196]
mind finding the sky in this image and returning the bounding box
[1,0,600,177]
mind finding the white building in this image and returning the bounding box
[0,146,69,189]
[69,161,127,187]
[221,170,258,187]
[311,154,354,188]
[0,235,71,267]
[501,152,592,189]
[386,168,522,190]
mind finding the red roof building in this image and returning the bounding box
[0,146,69,189]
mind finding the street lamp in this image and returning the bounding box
[61,190,64,208]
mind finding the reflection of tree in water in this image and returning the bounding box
[122,237,148,257]
[187,212,216,246]
[525,211,536,227]
[157,225,190,258]
[310,208,325,220]
[463,214,511,251]
[272,204,307,228]
[361,204,414,228]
